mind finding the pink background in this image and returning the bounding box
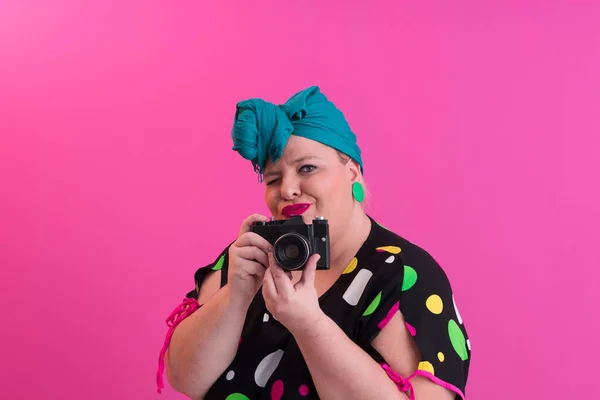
[1,1,598,399]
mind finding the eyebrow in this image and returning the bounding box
[263,156,320,178]
[292,155,319,164]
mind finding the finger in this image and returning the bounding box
[267,252,292,280]
[235,246,269,268]
[235,232,273,254]
[239,260,268,279]
[262,264,278,297]
[269,253,294,298]
[238,214,269,236]
[299,254,320,287]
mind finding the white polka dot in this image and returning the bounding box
[342,269,373,306]
[226,370,235,380]
[453,295,463,324]
[255,349,284,387]
[263,313,270,322]
[385,255,395,263]
[467,339,471,351]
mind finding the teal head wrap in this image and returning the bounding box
[231,86,363,181]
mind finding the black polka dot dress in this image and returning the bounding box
[157,216,471,399]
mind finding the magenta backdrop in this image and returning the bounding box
[1,1,598,399]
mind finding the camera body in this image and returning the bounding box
[252,215,330,271]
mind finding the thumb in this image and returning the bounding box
[299,254,320,287]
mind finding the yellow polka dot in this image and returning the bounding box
[418,361,435,375]
[426,294,443,314]
[437,352,445,362]
[342,257,358,274]
[376,246,401,254]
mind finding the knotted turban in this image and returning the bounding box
[231,86,363,181]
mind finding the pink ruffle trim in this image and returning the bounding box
[156,297,200,394]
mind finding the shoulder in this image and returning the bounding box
[373,222,459,326]
[185,242,234,302]
[370,220,452,287]
[372,220,439,264]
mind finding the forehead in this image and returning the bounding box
[285,135,334,159]
[265,136,335,171]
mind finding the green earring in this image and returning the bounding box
[352,182,365,203]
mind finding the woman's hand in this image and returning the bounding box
[227,214,273,304]
[262,252,325,335]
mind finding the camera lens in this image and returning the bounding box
[273,233,309,271]
[284,244,300,259]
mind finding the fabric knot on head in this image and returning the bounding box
[231,99,294,179]
[230,86,364,182]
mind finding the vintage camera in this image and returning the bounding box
[252,215,330,271]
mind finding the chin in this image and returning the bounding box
[279,213,312,223]
[302,213,320,223]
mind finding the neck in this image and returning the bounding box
[329,206,372,272]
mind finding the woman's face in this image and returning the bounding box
[263,135,361,243]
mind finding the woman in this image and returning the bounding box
[156,86,471,400]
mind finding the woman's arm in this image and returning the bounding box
[372,311,458,400]
[262,253,458,400]
[294,312,456,400]
[293,314,410,400]
[165,215,273,399]
[165,272,251,400]
[263,253,408,399]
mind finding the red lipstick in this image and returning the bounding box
[281,203,310,218]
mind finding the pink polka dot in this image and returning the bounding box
[271,380,284,400]
[299,385,309,396]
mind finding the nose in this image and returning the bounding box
[280,175,300,201]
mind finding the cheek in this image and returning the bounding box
[335,178,350,196]
[313,176,348,207]
[264,188,278,213]
[330,176,350,198]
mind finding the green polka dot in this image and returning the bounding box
[401,265,417,291]
[362,292,382,316]
[212,255,225,271]
[225,394,250,400]
[448,319,469,361]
